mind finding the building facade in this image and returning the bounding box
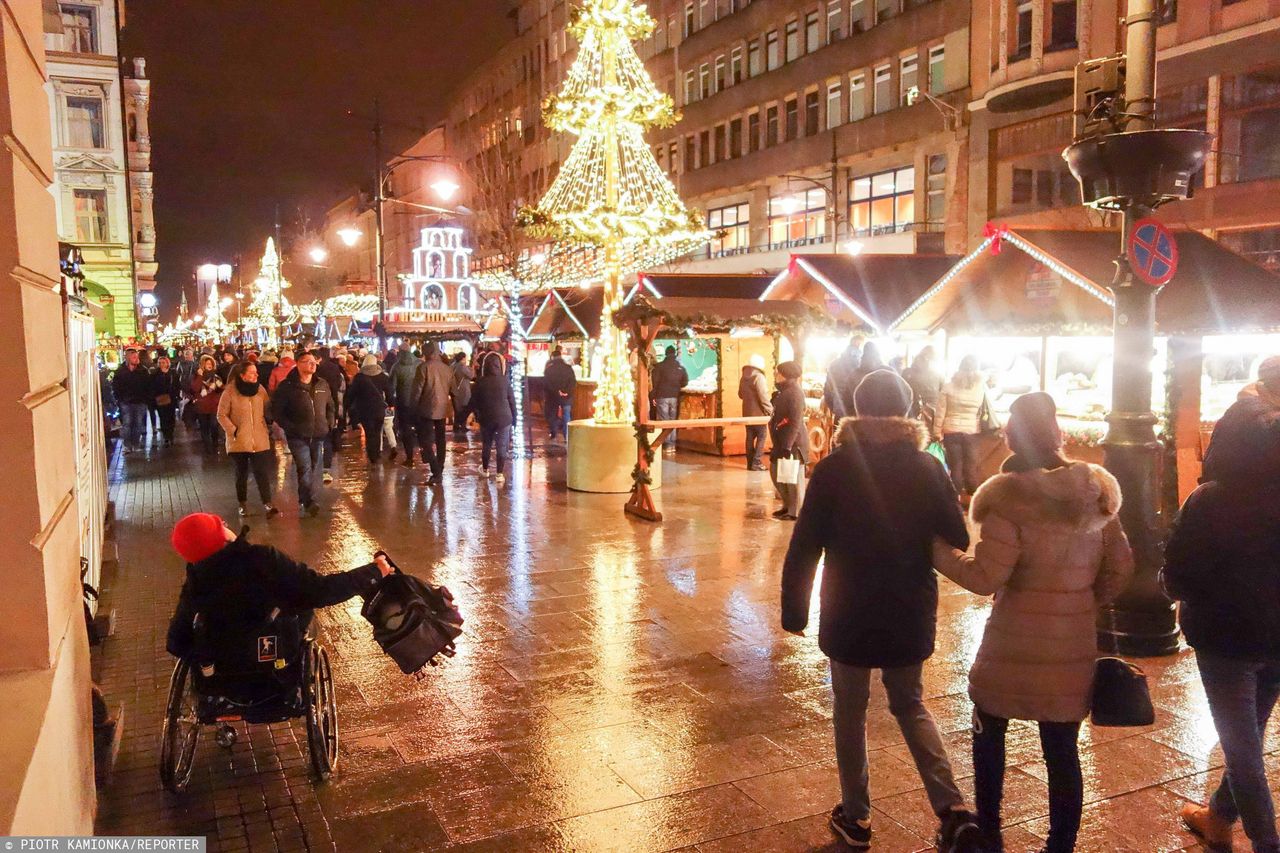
[44,0,155,338]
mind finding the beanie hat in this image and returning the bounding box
[777,360,802,381]
[362,353,379,368]
[1006,391,1063,457]
[853,369,913,418]
[171,513,228,564]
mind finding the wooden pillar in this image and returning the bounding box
[625,316,665,521]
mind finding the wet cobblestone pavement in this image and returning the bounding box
[93,423,1249,851]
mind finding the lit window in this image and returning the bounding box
[806,12,820,53]
[59,5,97,53]
[900,53,919,106]
[928,45,946,94]
[850,74,866,121]
[73,188,108,243]
[873,63,892,114]
[848,166,915,237]
[766,31,781,70]
[827,83,843,129]
[731,47,744,83]
[769,188,828,248]
[827,0,843,42]
[785,20,800,62]
[66,94,105,148]
[708,202,751,256]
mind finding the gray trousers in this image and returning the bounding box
[831,660,964,820]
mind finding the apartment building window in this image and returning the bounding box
[66,93,106,149]
[850,74,867,121]
[748,111,761,152]
[683,70,696,104]
[685,2,696,36]
[699,0,711,28]
[716,0,733,19]
[785,20,801,62]
[667,141,679,175]
[1014,1,1034,61]
[715,56,727,90]
[714,124,727,161]
[900,53,918,106]
[1049,1,1078,51]
[73,188,108,243]
[769,188,827,248]
[1221,66,1280,184]
[685,134,697,170]
[805,90,820,136]
[873,64,892,114]
[876,0,897,24]
[59,5,97,53]
[699,129,712,167]
[766,31,781,70]
[731,47,744,83]
[827,83,843,129]
[828,1,843,41]
[850,0,866,32]
[766,105,780,146]
[699,64,711,98]
[806,12,821,53]
[729,116,744,157]
[785,97,799,139]
[926,154,947,224]
[928,45,946,94]
[708,203,751,255]
[849,166,915,236]
[655,19,669,52]
[655,146,665,172]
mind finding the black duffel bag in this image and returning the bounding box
[360,553,463,675]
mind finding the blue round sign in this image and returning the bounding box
[1127,218,1178,288]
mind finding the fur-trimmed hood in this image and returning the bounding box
[971,462,1121,532]
[835,416,928,450]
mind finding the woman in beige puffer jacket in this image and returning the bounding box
[217,361,278,518]
[931,392,1134,853]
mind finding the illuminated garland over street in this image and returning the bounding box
[518,0,709,424]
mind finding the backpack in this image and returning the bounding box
[360,560,463,675]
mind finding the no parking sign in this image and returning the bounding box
[1127,218,1179,288]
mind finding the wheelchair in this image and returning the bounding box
[160,608,338,793]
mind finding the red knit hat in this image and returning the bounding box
[171,513,229,563]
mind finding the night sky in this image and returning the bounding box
[121,0,514,314]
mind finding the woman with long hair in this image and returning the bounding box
[935,354,988,497]
[190,354,225,454]
[217,361,278,518]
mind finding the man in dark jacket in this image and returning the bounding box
[450,352,475,436]
[651,345,689,450]
[314,348,347,483]
[112,347,153,452]
[474,352,518,483]
[166,512,392,660]
[823,335,865,420]
[769,361,810,520]
[271,352,334,515]
[389,344,420,466]
[543,346,577,441]
[781,369,979,853]
[412,343,455,485]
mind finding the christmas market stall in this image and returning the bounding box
[525,287,604,421]
[891,227,1280,501]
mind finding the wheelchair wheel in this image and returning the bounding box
[305,644,339,779]
[159,659,201,793]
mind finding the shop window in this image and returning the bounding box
[850,74,867,121]
[1013,0,1033,61]
[766,31,781,70]
[769,188,827,248]
[849,166,915,236]
[1049,1,1078,51]
[59,4,97,53]
[806,11,821,53]
[926,154,946,225]
[766,105,780,146]
[785,97,799,140]
[73,188,108,243]
[66,93,106,149]
[708,202,751,256]
[785,20,801,62]
[729,117,743,158]
[827,0,843,42]
[873,64,892,114]
[805,90,820,136]
[748,111,761,152]
[928,45,946,94]
[827,83,843,129]
[900,53,919,106]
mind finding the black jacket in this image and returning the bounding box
[111,364,152,405]
[166,534,380,659]
[823,350,861,419]
[769,379,810,462]
[781,417,969,668]
[149,369,182,407]
[544,358,577,398]
[316,357,347,404]
[651,355,689,399]
[272,369,335,441]
[344,370,391,424]
[474,373,517,429]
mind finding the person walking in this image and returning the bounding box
[268,349,295,393]
[903,346,945,430]
[413,342,455,486]
[474,351,517,485]
[216,349,238,384]
[768,361,809,521]
[389,343,421,467]
[217,361,278,519]
[150,354,182,447]
[190,354,225,454]
[651,345,689,450]
[344,354,392,465]
[1163,397,1280,853]
[112,348,152,453]
[450,352,475,436]
[782,369,982,853]
[823,335,865,420]
[315,348,347,484]
[931,392,1134,853]
[544,346,577,442]
[738,354,773,471]
[271,351,335,516]
[935,355,990,499]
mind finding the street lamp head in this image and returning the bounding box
[337,227,362,247]
[776,195,803,216]
[309,246,329,264]
[843,241,865,257]
[219,297,233,309]
[430,178,461,201]
[197,263,218,281]
[139,292,158,308]
[193,314,203,323]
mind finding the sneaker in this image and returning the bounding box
[829,805,871,849]
[264,504,280,518]
[322,472,334,485]
[771,508,792,519]
[237,503,249,517]
[481,469,491,479]
[937,808,984,853]
[495,473,506,486]
[1181,804,1233,852]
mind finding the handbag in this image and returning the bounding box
[156,394,173,407]
[977,394,1001,434]
[1090,608,1156,727]
[776,456,802,485]
[360,555,463,676]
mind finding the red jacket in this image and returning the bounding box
[191,371,224,415]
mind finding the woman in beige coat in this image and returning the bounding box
[932,392,1134,853]
[217,361,278,518]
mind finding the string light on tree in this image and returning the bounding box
[518,0,709,425]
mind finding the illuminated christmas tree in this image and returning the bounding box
[244,237,292,340]
[519,0,707,424]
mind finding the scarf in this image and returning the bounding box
[235,379,260,397]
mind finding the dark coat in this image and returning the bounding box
[389,351,419,407]
[769,379,810,463]
[272,369,336,441]
[544,358,577,399]
[823,350,861,419]
[150,369,182,407]
[111,363,152,405]
[651,355,689,399]
[344,370,391,424]
[474,373,517,429]
[315,358,347,405]
[781,417,970,668]
[738,367,773,418]
[166,534,380,659]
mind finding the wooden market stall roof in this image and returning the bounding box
[625,272,776,304]
[760,253,961,335]
[893,228,1280,336]
[526,288,604,340]
[614,294,826,335]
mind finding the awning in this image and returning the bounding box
[626,272,777,304]
[614,294,827,335]
[382,309,488,336]
[760,253,961,335]
[894,228,1280,336]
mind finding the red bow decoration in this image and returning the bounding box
[983,222,1011,255]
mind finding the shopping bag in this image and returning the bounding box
[926,441,949,472]
[382,414,398,450]
[776,457,802,485]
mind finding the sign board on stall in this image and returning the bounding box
[1025,263,1062,302]
[1127,218,1178,288]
